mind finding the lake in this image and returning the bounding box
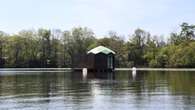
[0,69,195,110]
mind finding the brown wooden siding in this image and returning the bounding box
[72,53,115,70]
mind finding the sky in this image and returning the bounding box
[0,0,195,38]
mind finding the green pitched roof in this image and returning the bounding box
[87,46,116,55]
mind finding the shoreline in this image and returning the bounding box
[1,68,195,72]
[115,68,195,71]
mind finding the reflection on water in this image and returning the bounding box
[0,70,195,110]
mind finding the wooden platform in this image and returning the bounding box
[73,68,114,72]
[115,68,195,71]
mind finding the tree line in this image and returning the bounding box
[0,22,195,68]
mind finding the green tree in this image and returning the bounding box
[38,29,51,67]
[63,27,96,67]
[17,30,41,67]
[127,29,150,66]
[0,32,6,67]
[170,22,195,45]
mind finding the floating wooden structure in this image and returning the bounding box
[73,46,115,72]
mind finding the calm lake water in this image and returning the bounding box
[0,69,195,110]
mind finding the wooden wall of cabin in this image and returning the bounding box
[72,53,95,68]
[86,54,95,69]
[112,55,115,69]
[72,54,87,68]
[72,53,115,70]
[94,53,108,69]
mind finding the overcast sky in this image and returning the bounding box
[0,0,195,38]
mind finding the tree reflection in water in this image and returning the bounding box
[0,70,194,110]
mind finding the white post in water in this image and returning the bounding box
[132,67,136,79]
[82,68,88,78]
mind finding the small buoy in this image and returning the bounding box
[132,67,136,79]
[132,67,136,71]
[82,68,87,77]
